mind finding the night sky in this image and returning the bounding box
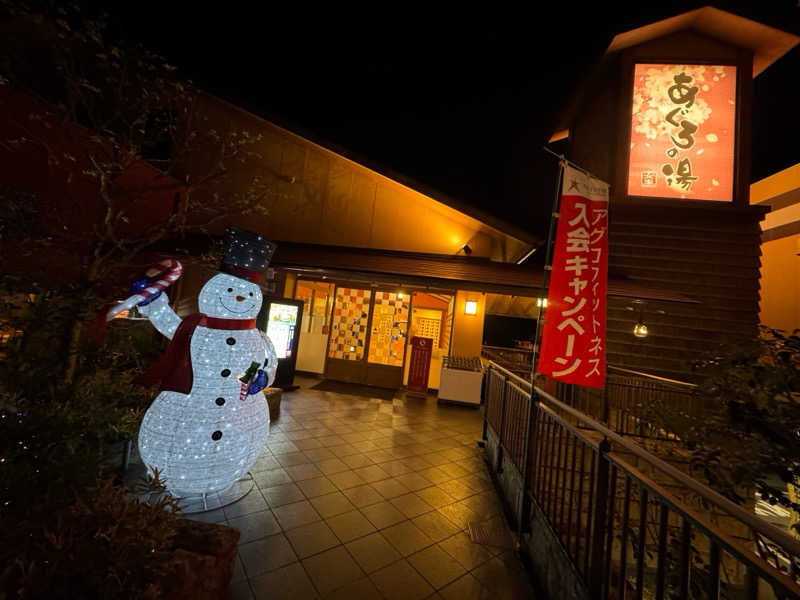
[109,2,800,244]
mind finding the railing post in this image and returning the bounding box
[496,375,507,473]
[481,367,489,442]
[517,389,540,538]
[589,437,612,599]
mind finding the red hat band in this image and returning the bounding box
[220,263,264,283]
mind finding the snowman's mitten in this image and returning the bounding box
[130,278,163,306]
[247,369,268,395]
[135,289,168,317]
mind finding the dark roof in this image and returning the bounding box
[272,241,699,304]
[205,93,542,248]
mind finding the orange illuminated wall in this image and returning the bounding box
[628,63,736,202]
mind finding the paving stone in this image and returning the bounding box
[414,486,457,508]
[324,577,383,600]
[389,493,434,519]
[272,499,322,531]
[326,509,377,542]
[248,562,318,600]
[302,546,365,596]
[238,533,297,578]
[296,476,337,498]
[345,531,402,573]
[284,462,324,482]
[371,478,411,499]
[328,469,367,490]
[341,484,383,507]
[437,532,495,570]
[309,491,356,518]
[408,544,466,589]
[284,520,340,558]
[381,520,434,556]
[411,510,462,542]
[352,464,391,483]
[228,510,281,544]
[275,452,311,467]
[370,558,434,600]
[253,468,293,488]
[360,500,407,529]
[223,491,270,520]
[261,483,305,508]
[439,573,485,600]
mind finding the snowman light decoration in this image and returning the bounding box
[135,229,278,498]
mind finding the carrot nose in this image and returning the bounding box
[236,295,245,302]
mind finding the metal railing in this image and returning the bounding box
[483,361,800,600]
[482,346,703,440]
[550,365,701,440]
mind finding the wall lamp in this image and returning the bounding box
[464,300,478,315]
[628,299,648,338]
[626,299,665,338]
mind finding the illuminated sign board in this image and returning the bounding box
[627,63,736,202]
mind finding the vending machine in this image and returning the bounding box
[257,297,303,389]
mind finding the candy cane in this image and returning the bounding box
[106,258,183,321]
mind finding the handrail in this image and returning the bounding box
[488,360,532,389]
[607,365,697,388]
[485,360,800,558]
[487,354,697,389]
[482,344,533,354]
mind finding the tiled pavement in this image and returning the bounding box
[189,377,535,600]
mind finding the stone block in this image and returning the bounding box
[159,519,241,600]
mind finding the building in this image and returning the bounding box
[547,6,799,380]
[167,93,690,390]
[750,162,800,333]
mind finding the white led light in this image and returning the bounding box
[137,272,277,497]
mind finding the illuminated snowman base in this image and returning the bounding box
[176,472,255,514]
[137,471,256,514]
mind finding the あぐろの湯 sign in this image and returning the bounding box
[628,63,736,202]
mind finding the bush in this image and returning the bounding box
[0,275,184,600]
[639,326,800,517]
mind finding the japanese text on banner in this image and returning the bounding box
[538,165,609,389]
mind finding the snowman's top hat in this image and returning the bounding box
[220,228,276,283]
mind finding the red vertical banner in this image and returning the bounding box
[407,336,433,396]
[538,165,609,389]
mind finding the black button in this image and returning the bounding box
[226,337,236,345]
[211,431,222,441]
[221,369,230,377]
[215,397,225,406]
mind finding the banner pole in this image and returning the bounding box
[530,155,566,383]
[542,145,604,182]
[516,153,565,546]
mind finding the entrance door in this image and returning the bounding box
[365,291,410,388]
[324,287,410,388]
[325,287,372,384]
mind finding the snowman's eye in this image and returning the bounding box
[249,292,253,297]
[227,288,233,292]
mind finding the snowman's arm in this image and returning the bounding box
[260,331,278,387]
[136,292,181,339]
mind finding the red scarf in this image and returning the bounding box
[135,313,257,394]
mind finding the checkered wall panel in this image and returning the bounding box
[327,287,371,360]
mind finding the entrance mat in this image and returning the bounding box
[310,380,397,401]
[467,519,516,550]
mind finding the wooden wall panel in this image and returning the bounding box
[604,207,765,380]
